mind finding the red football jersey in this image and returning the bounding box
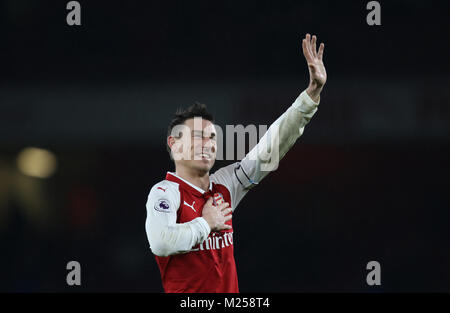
[155,172,238,293]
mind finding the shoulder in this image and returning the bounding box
[211,161,254,190]
[146,180,181,207]
[210,162,239,186]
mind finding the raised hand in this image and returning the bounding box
[302,33,327,101]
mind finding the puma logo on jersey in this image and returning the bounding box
[184,200,196,212]
[157,187,167,192]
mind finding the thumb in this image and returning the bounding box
[206,197,214,205]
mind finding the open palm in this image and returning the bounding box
[302,34,327,88]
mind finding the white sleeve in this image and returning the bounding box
[211,90,319,211]
[145,181,211,257]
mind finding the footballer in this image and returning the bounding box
[145,34,327,292]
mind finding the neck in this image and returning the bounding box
[175,165,210,192]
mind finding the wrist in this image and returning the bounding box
[306,83,323,103]
[197,217,212,235]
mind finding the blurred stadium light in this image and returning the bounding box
[16,147,57,179]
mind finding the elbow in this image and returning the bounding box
[146,222,192,257]
[149,240,173,257]
[146,222,175,257]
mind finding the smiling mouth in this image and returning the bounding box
[195,153,212,160]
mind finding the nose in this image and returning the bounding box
[202,138,216,153]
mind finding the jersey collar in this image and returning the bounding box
[166,172,213,196]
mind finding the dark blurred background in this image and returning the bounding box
[0,0,449,292]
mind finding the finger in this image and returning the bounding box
[305,33,313,58]
[311,35,317,58]
[224,214,233,223]
[216,223,232,231]
[218,202,230,210]
[318,43,325,61]
[220,205,231,212]
[302,38,313,63]
[222,208,233,216]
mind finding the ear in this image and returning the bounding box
[167,136,176,151]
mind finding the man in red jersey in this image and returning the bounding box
[145,34,327,293]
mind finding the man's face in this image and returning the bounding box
[169,117,217,174]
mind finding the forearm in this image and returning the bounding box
[239,89,320,185]
[146,217,210,257]
[276,89,320,158]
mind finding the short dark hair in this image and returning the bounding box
[166,102,214,157]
